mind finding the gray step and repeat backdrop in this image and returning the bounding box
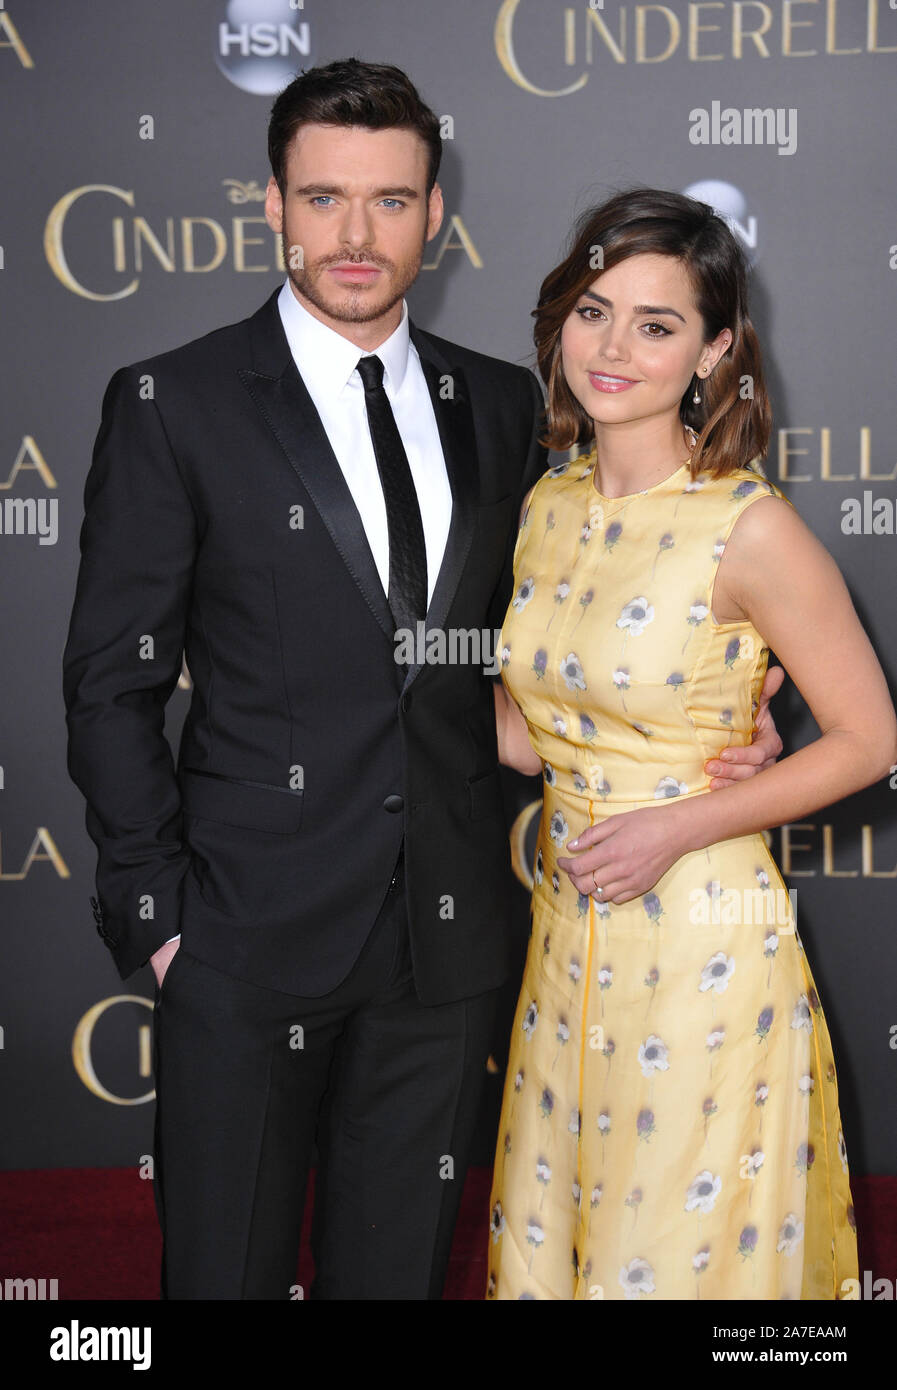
[1,0,896,1175]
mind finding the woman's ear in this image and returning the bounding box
[701,326,733,374]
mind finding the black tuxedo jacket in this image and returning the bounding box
[63,288,547,1005]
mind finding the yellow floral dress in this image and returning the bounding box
[487,447,858,1300]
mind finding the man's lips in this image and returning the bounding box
[588,371,639,393]
[327,263,383,283]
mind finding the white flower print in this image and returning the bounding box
[619,1257,655,1299]
[685,1171,722,1215]
[692,1248,710,1272]
[744,1149,765,1179]
[776,1215,804,1257]
[791,995,813,1031]
[559,652,586,691]
[798,1074,815,1097]
[655,775,688,799]
[552,714,568,737]
[512,577,535,611]
[490,1201,505,1243]
[638,1034,670,1077]
[699,952,735,995]
[706,1028,726,1052]
[617,597,655,637]
[673,474,706,516]
[682,601,709,654]
[525,1221,545,1272]
[544,762,556,787]
[522,1001,538,1040]
[549,810,569,846]
[838,1129,848,1174]
[587,498,604,530]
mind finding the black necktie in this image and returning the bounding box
[356,354,428,633]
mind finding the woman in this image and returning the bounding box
[488,188,896,1300]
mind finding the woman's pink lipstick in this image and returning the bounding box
[588,371,639,393]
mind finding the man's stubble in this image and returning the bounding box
[281,230,428,327]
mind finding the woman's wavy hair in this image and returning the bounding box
[534,187,771,478]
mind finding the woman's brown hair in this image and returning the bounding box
[534,187,771,478]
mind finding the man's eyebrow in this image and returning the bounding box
[293,183,420,199]
[581,290,687,324]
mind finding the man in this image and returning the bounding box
[63,59,781,1300]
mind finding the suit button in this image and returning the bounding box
[383,794,404,813]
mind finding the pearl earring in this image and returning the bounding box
[692,370,704,406]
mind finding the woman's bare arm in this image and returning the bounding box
[494,680,542,776]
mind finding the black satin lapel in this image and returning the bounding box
[401,353,479,693]
[238,360,395,641]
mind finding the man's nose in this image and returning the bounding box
[338,201,375,248]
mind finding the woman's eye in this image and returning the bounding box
[643,322,671,337]
[575,306,604,322]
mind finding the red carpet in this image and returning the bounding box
[0,1168,893,1299]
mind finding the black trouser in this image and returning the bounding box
[150,852,499,1299]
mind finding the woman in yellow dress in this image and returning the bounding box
[488,188,896,1300]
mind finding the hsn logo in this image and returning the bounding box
[215,0,313,95]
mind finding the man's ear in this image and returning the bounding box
[264,176,284,235]
[426,182,445,243]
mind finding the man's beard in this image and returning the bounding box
[282,233,424,325]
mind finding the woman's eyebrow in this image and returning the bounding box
[581,289,687,324]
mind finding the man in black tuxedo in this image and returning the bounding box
[63,59,781,1300]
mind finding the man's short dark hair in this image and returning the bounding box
[268,58,442,197]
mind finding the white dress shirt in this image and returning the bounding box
[276,278,452,608]
[162,286,452,948]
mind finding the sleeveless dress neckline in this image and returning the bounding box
[577,448,693,505]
